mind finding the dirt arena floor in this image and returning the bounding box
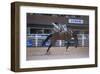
[26,47,89,60]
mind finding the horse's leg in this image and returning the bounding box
[46,39,56,55]
[47,43,52,52]
[42,34,52,46]
[45,43,52,55]
[74,39,78,48]
[66,40,70,52]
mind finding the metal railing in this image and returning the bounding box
[27,34,89,47]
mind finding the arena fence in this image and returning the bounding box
[27,34,89,47]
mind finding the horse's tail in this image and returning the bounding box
[42,34,52,46]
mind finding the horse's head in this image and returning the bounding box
[71,31,78,40]
[64,29,78,40]
[66,29,73,36]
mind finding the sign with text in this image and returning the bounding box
[68,19,84,24]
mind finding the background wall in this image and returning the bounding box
[0,0,99,74]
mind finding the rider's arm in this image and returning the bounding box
[52,23,60,32]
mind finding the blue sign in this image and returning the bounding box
[68,19,84,24]
[27,39,33,47]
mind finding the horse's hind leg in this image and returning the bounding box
[66,41,70,52]
[74,39,78,48]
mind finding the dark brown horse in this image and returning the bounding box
[42,30,78,54]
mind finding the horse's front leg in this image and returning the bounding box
[46,40,56,55]
[45,43,52,55]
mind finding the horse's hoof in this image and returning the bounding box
[45,52,51,55]
[66,50,68,52]
[65,50,70,54]
[75,46,77,48]
[66,48,69,52]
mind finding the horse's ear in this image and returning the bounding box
[55,22,58,24]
